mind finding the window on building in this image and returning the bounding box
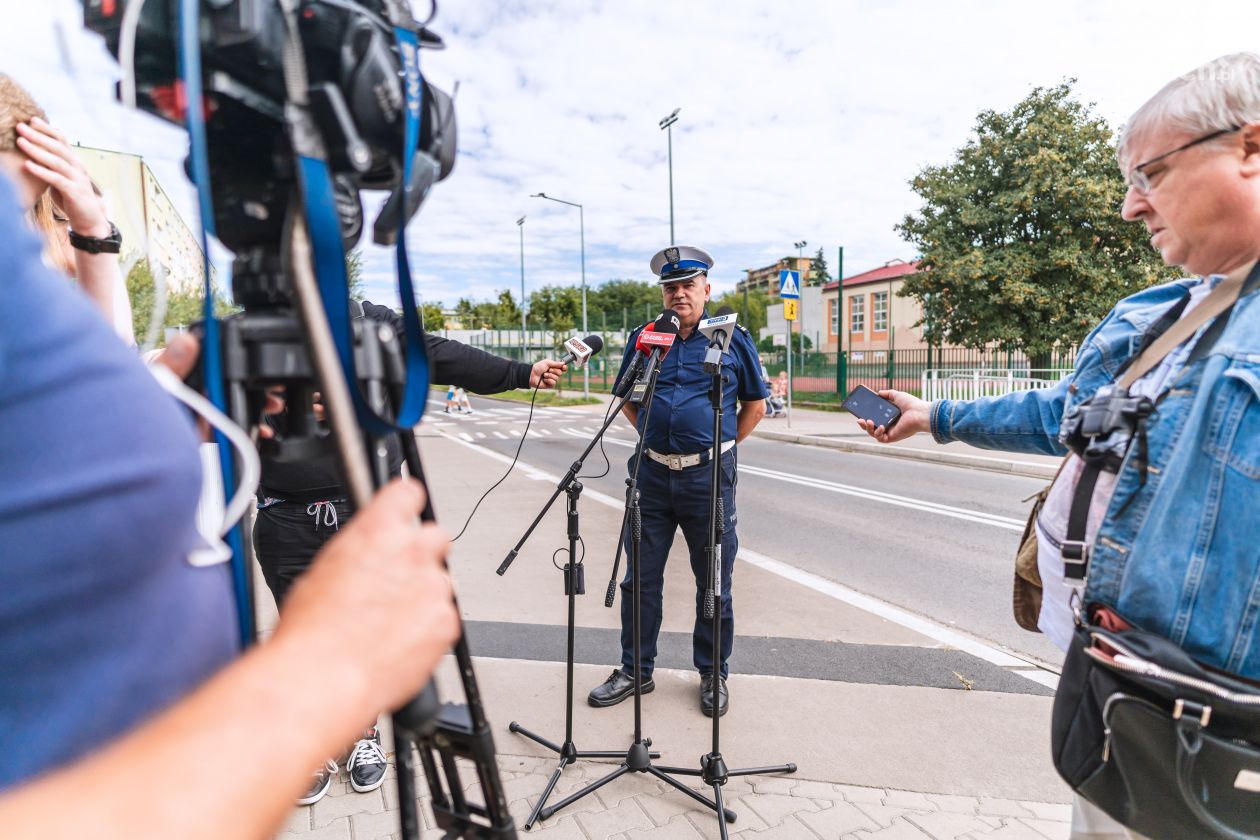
[830,298,839,335]
[873,291,888,332]
[849,295,865,334]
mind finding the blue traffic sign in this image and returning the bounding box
[779,269,800,299]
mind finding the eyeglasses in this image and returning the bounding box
[1127,125,1240,194]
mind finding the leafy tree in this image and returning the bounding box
[712,288,770,338]
[808,247,830,287]
[587,278,661,322]
[126,258,234,346]
[419,302,445,330]
[346,248,365,301]
[896,81,1178,364]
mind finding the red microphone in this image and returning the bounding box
[614,309,681,398]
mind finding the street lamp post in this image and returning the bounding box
[794,240,808,361]
[659,108,680,245]
[517,216,527,362]
[793,240,807,423]
[531,192,589,398]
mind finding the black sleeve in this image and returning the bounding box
[424,334,533,393]
[361,300,532,393]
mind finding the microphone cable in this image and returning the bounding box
[578,394,618,479]
[451,381,542,542]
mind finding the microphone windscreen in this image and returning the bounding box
[584,335,604,355]
[654,309,681,335]
[714,305,736,318]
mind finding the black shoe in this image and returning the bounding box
[700,674,729,718]
[346,728,388,793]
[588,669,654,707]
[297,759,338,806]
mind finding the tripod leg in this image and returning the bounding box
[727,763,798,776]
[537,764,630,822]
[523,762,566,830]
[508,721,562,755]
[714,782,730,840]
[646,767,737,823]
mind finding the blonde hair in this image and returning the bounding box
[0,73,46,153]
[1119,52,1260,168]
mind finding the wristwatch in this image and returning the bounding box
[68,221,123,255]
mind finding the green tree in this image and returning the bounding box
[808,247,830,287]
[346,248,365,301]
[419,302,445,330]
[895,81,1178,364]
[127,258,234,346]
[712,288,770,338]
[587,278,661,323]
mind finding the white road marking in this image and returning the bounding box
[458,433,473,442]
[739,464,1024,531]
[437,431,1059,686]
[537,429,553,436]
[493,432,508,439]
[475,432,486,439]
[509,430,523,437]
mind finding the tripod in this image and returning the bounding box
[497,390,660,829]
[650,362,796,839]
[534,353,736,827]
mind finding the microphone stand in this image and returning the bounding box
[653,354,796,839]
[536,347,737,828]
[498,386,659,830]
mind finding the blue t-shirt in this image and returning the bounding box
[0,176,237,789]
[615,312,768,453]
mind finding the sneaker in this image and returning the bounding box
[297,759,338,806]
[346,729,388,793]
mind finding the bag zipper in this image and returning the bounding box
[1100,691,1143,762]
[1088,633,1260,707]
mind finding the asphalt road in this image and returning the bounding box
[433,394,1064,667]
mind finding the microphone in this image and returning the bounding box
[559,334,603,368]
[628,314,681,404]
[699,305,738,374]
[612,309,680,398]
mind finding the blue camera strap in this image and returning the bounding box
[177,0,253,647]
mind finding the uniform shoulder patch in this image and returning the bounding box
[735,323,751,335]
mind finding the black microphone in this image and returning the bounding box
[559,334,603,367]
[612,309,680,398]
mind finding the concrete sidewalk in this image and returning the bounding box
[268,428,1072,840]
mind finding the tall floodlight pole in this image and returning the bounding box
[659,108,680,245]
[531,192,589,398]
[518,216,527,361]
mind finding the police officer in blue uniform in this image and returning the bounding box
[588,246,767,717]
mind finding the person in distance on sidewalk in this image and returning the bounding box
[588,245,767,718]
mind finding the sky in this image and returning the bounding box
[6,0,1259,311]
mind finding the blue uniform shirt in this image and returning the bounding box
[616,312,768,453]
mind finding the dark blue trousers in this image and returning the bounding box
[620,449,737,680]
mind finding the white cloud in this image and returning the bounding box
[8,0,1259,311]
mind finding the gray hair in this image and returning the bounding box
[1118,52,1260,168]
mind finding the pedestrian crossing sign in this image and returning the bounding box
[784,299,799,321]
[779,270,800,299]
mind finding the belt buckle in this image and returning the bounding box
[667,453,684,471]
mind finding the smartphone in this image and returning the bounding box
[842,385,901,429]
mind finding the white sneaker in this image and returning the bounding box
[346,731,388,793]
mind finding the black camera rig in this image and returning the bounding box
[81,1,514,836]
[1059,384,1155,474]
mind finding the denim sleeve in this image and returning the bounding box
[929,377,1071,456]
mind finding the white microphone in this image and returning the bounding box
[699,306,738,374]
[560,334,603,368]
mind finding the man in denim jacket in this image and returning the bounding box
[861,53,1260,680]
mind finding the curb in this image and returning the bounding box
[751,429,1059,480]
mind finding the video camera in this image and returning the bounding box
[82,0,456,308]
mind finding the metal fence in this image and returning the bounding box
[920,368,1072,401]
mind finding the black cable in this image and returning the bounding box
[578,395,617,479]
[451,382,541,542]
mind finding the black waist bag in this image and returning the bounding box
[1052,610,1260,839]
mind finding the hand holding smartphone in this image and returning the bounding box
[842,385,901,429]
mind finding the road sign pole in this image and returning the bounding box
[785,311,792,427]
